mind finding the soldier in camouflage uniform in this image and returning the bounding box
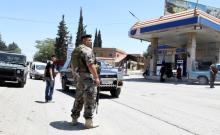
[71,34,100,128]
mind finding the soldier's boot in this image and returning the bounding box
[85,119,99,129]
[72,118,78,126]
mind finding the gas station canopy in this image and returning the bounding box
[129,9,220,47]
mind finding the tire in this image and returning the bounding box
[18,81,25,88]
[62,78,69,91]
[30,74,32,79]
[0,80,4,85]
[198,76,208,85]
[18,76,27,88]
[110,88,121,98]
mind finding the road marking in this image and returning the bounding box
[110,99,199,135]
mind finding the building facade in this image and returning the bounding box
[93,47,127,66]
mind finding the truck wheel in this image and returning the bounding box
[198,76,208,85]
[0,80,4,85]
[62,78,69,91]
[18,81,25,88]
[110,88,121,98]
[30,74,32,79]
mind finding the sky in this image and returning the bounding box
[0,0,219,61]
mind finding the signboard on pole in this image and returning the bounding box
[62,43,74,69]
[165,0,220,19]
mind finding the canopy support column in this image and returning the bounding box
[150,38,158,76]
[187,32,197,73]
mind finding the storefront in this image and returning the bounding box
[129,9,220,76]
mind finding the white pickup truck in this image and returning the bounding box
[188,64,220,84]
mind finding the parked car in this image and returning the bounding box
[29,62,46,79]
[188,63,220,84]
[60,59,123,98]
[0,51,28,87]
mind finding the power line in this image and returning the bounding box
[0,16,57,24]
[0,16,130,26]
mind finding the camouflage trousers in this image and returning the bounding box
[71,77,97,119]
[210,75,216,88]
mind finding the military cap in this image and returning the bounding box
[81,34,92,40]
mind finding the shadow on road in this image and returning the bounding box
[50,121,85,130]
[124,77,220,86]
[0,82,22,88]
[35,101,47,104]
[56,89,114,100]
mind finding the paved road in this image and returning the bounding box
[0,75,220,135]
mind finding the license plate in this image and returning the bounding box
[101,80,112,84]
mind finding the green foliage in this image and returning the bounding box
[93,29,102,48]
[0,34,21,53]
[143,45,151,59]
[33,38,55,62]
[0,34,7,51]
[97,30,102,48]
[8,42,21,53]
[54,15,69,60]
[14,48,21,53]
[93,29,98,48]
[75,7,86,47]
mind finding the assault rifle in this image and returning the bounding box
[96,86,100,114]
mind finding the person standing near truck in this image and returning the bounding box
[44,55,57,102]
[176,65,182,80]
[71,34,100,129]
[210,64,218,88]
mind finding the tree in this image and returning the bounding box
[8,42,21,53]
[93,29,102,48]
[33,38,55,62]
[93,29,98,48]
[97,30,102,48]
[75,7,86,47]
[54,15,69,60]
[143,45,151,59]
[0,34,7,51]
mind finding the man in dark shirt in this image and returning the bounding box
[44,55,57,102]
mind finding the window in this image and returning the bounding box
[217,65,220,71]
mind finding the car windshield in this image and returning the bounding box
[36,65,46,70]
[0,53,26,65]
[97,61,112,68]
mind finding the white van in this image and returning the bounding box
[29,62,46,79]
